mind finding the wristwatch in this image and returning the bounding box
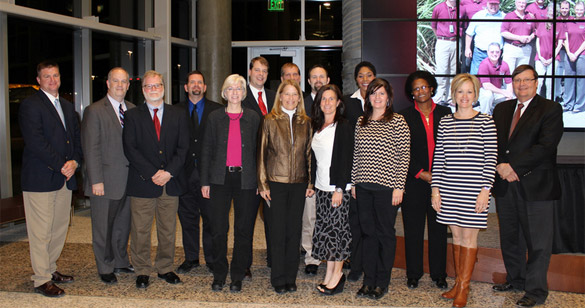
[335,187,343,193]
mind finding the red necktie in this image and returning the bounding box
[258,91,267,116]
[153,108,161,141]
[509,103,524,138]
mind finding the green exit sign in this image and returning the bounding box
[268,0,284,12]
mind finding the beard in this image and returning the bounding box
[190,88,202,96]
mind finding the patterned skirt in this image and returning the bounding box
[311,188,352,261]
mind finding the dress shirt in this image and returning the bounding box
[107,93,127,119]
[146,102,164,126]
[350,89,365,111]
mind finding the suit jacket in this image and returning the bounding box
[176,98,222,184]
[242,85,275,118]
[123,103,189,198]
[81,96,136,200]
[343,94,363,128]
[19,91,82,192]
[304,94,314,117]
[399,104,452,182]
[492,95,563,201]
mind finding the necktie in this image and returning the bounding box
[258,91,267,116]
[153,108,161,141]
[509,103,524,138]
[54,98,66,130]
[191,105,199,130]
[119,103,125,127]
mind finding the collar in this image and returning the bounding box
[41,89,59,103]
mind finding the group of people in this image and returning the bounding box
[432,0,585,115]
[20,56,563,308]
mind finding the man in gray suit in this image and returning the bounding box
[81,67,135,284]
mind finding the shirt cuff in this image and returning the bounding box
[414,169,424,179]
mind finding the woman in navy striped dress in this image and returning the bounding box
[431,73,497,308]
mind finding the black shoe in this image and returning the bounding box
[100,273,117,284]
[357,285,373,297]
[176,260,199,274]
[114,265,135,273]
[285,283,297,293]
[516,296,537,307]
[432,277,448,289]
[274,285,287,294]
[305,264,318,276]
[34,281,65,297]
[136,275,149,288]
[368,286,387,300]
[407,278,419,289]
[230,280,242,292]
[244,268,252,281]
[157,272,181,284]
[319,274,346,296]
[211,280,225,291]
[347,271,362,282]
[493,282,516,292]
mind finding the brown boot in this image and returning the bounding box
[452,246,478,308]
[441,245,460,299]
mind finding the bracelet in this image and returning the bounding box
[431,193,440,197]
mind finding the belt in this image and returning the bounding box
[437,36,457,41]
[510,42,526,48]
[227,166,243,172]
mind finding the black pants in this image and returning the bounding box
[178,168,213,265]
[209,171,258,282]
[496,181,554,304]
[356,184,399,289]
[267,182,306,287]
[348,196,362,275]
[401,179,447,280]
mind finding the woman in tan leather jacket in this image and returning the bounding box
[258,79,314,294]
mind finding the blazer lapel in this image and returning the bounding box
[39,92,66,131]
[509,96,539,141]
[139,104,159,143]
[103,98,123,134]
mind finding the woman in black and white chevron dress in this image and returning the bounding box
[351,78,410,300]
[431,73,497,308]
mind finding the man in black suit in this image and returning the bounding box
[303,64,329,117]
[123,70,189,289]
[19,61,82,297]
[492,65,563,308]
[176,71,222,274]
[81,67,135,285]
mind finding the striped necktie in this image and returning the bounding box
[119,103,125,127]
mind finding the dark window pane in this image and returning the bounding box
[15,0,75,17]
[92,0,144,30]
[172,0,191,39]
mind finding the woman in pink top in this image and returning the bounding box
[562,1,585,113]
[535,6,564,99]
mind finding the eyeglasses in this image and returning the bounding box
[412,85,429,92]
[143,83,163,90]
[226,87,243,92]
[512,78,536,84]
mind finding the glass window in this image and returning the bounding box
[171,45,193,105]
[92,0,145,30]
[172,0,192,40]
[15,0,75,17]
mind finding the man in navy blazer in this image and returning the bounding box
[123,70,189,289]
[19,61,82,297]
[491,65,563,308]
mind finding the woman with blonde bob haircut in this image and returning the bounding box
[258,79,313,294]
[431,73,497,307]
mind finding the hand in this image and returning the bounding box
[331,191,343,208]
[496,163,519,182]
[419,171,432,184]
[465,48,472,58]
[351,186,356,199]
[152,170,172,186]
[431,194,441,212]
[392,189,403,206]
[61,160,78,181]
[92,183,105,196]
[306,189,315,198]
[260,190,271,202]
[568,52,577,62]
[201,186,210,199]
[475,189,490,213]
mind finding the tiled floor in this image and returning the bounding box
[0,208,582,308]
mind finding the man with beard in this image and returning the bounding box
[175,71,222,274]
[304,65,330,116]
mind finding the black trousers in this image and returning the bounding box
[267,182,306,287]
[348,196,362,275]
[356,185,399,289]
[401,179,447,280]
[496,181,554,304]
[209,171,258,282]
[178,168,213,265]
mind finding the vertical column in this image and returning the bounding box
[197,0,231,103]
[0,11,12,197]
[342,0,362,95]
[73,0,92,117]
[154,0,172,104]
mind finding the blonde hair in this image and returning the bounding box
[450,73,480,105]
[221,74,247,101]
[270,79,307,118]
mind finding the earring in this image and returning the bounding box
[412,95,415,100]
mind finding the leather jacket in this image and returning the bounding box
[257,112,313,192]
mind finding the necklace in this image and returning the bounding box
[453,116,476,153]
[226,107,243,121]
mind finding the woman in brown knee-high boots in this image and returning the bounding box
[430,74,497,307]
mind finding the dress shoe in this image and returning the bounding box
[516,296,537,307]
[114,265,134,274]
[100,273,117,284]
[357,285,374,297]
[211,280,224,291]
[177,260,199,274]
[51,271,74,283]
[285,283,297,293]
[274,285,287,294]
[229,280,242,292]
[368,286,387,300]
[319,274,346,296]
[347,271,362,282]
[158,272,181,284]
[244,268,252,281]
[34,281,65,297]
[305,264,318,276]
[492,282,517,292]
[407,278,419,289]
[136,275,149,288]
[433,277,448,289]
